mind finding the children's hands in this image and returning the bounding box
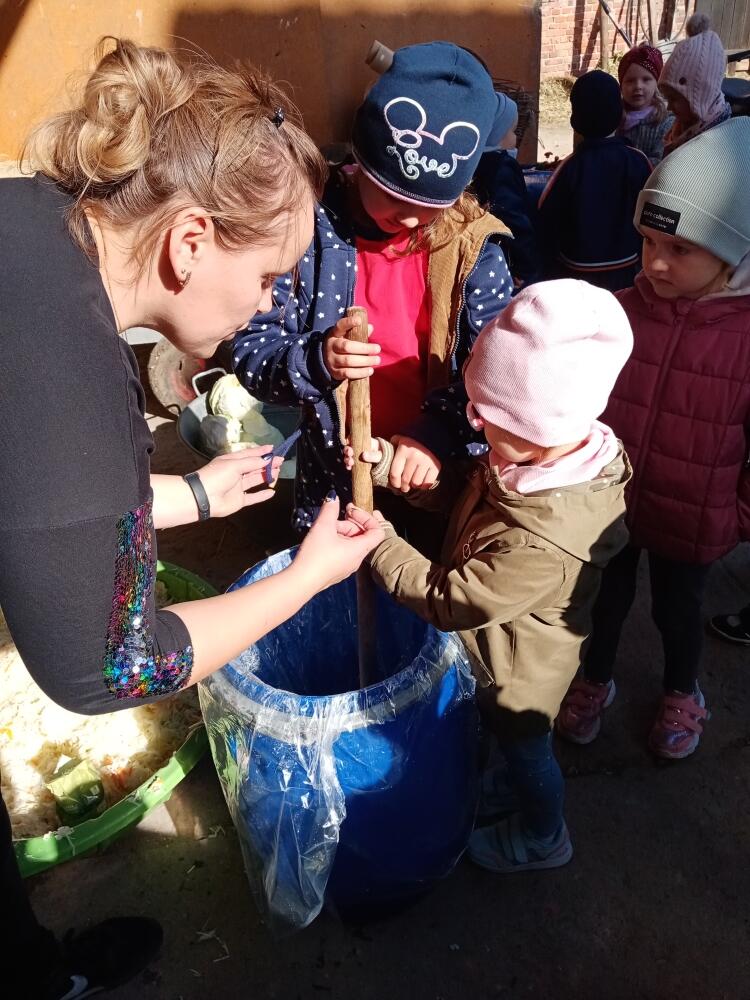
[343,438,384,471]
[290,495,385,590]
[198,446,283,516]
[389,436,441,492]
[323,317,380,381]
[345,503,387,531]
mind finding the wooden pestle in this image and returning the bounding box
[346,306,378,689]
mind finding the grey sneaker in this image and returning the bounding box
[468,813,573,873]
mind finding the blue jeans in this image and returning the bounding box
[499,733,565,840]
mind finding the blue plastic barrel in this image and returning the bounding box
[523,166,554,209]
[199,549,481,931]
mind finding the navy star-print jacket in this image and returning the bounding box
[232,175,512,531]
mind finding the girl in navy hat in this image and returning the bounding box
[232,41,513,535]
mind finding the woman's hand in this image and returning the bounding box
[289,495,385,590]
[172,497,385,686]
[198,446,283,517]
[389,436,441,492]
[323,317,380,381]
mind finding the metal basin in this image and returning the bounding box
[177,394,299,480]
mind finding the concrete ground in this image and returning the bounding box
[27,349,750,1000]
[536,123,573,164]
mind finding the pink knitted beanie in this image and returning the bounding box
[463,280,633,447]
[659,14,726,121]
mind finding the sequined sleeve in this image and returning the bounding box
[102,498,193,699]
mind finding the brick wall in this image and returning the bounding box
[540,0,689,78]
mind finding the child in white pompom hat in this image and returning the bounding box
[348,279,633,872]
[660,12,731,157]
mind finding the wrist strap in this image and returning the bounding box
[183,472,211,522]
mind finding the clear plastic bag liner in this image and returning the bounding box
[199,549,480,932]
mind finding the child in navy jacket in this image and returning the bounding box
[232,42,513,531]
[538,70,651,292]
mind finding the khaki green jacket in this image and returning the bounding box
[369,452,631,738]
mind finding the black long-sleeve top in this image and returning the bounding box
[0,175,193,715]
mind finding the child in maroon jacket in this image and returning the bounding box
[557,118,750,759]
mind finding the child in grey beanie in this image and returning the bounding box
[557,117,750,760]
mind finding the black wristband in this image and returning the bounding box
[183,472,211,522]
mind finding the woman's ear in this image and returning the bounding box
[166,208,214,289]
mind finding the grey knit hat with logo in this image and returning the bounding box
[634,117,750,266]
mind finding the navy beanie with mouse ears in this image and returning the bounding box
[352,41,498,207]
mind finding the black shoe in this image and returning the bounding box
[42,917,163,999]
[709,612,750,645]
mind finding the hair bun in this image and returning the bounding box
[77,38,190,183]
[686,12,712,37]
[23,36,328,274]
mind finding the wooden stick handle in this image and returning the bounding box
[346,306,374,513]
[345,305,379,688]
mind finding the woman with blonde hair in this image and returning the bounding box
[1,37,382,999]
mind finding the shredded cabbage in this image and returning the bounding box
[0,591,201,840]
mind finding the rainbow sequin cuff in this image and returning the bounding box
[103,499,193,699]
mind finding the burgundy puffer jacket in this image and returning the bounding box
[604,274,750,564]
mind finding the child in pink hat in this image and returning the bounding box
[659,13,731,156]
[617,42,674,164]
[347,279,632,873]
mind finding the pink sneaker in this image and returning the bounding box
[648,687,709,760]
[555,677,616,744]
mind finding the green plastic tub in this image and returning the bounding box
[14,560,217,878]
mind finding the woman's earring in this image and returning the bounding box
[179,269,192,288]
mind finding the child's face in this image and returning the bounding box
[466,402,539,462]
[465,405,541,463]
[659,84,696,126]
[640,227,731,299]
[483,423,540,463]
[466,404,586,467]
[621,64,658,110]
[355,170,443,234]
[499,116,519,150]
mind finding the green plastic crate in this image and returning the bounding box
[14,560,217,878]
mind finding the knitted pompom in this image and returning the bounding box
[686,12,711,37]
